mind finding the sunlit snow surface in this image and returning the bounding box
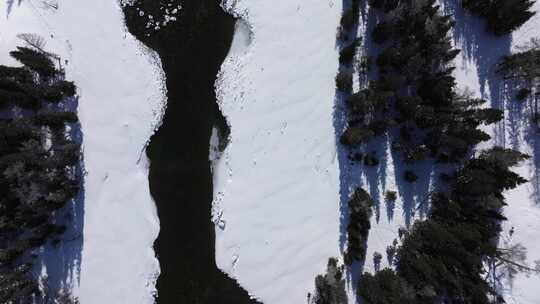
[214,1,343,303]
[0,1,164,303]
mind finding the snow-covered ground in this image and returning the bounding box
[214,1,343,303]
[0,1,163,303]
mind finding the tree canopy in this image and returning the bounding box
[462,0,536,36]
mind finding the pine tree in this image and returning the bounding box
[345,188,373,264]
[311,258,348,304]
[462,0,536,36]
[9,47,57,78]
[345,0,499,163]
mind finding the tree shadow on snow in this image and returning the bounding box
[6,0,22,18]
[527,125,540,206]
[359,2,388,226]
[334,0,362,254]
[37,95,85,300]
[334,6,464,300]
[442,1,540,206]
[361,1,448,233]
[441,0,512,147]
[333,1,449,299]
[500,77,540,207]
[360,2,450,230]
[332,0,369,296]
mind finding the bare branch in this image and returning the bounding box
[40,0,59,10]
[16,33,46,52]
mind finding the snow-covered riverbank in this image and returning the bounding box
[214,1,343,303]
[0,1,163,303]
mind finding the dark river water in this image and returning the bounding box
[122,1,259,303]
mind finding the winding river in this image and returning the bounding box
[122,1,258,303]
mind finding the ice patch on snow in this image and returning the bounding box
[228,18,252,57]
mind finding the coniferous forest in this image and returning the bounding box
[0,45,81,304]
[358,147,529,304]
[312,0,539,303]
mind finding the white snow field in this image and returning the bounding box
[214,1,343,303]
[0,1,163,303]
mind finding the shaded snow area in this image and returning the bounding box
[214,1,343,303]
[0,1,164,303]
[348,3,456,293]
[441,2,540,303]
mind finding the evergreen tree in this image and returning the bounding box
[345,188,373,264]
[462,0,536,36]
[343,0,501,163]
[9,47,57,78]
[311,258,348,304]
[358,148,529,303]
